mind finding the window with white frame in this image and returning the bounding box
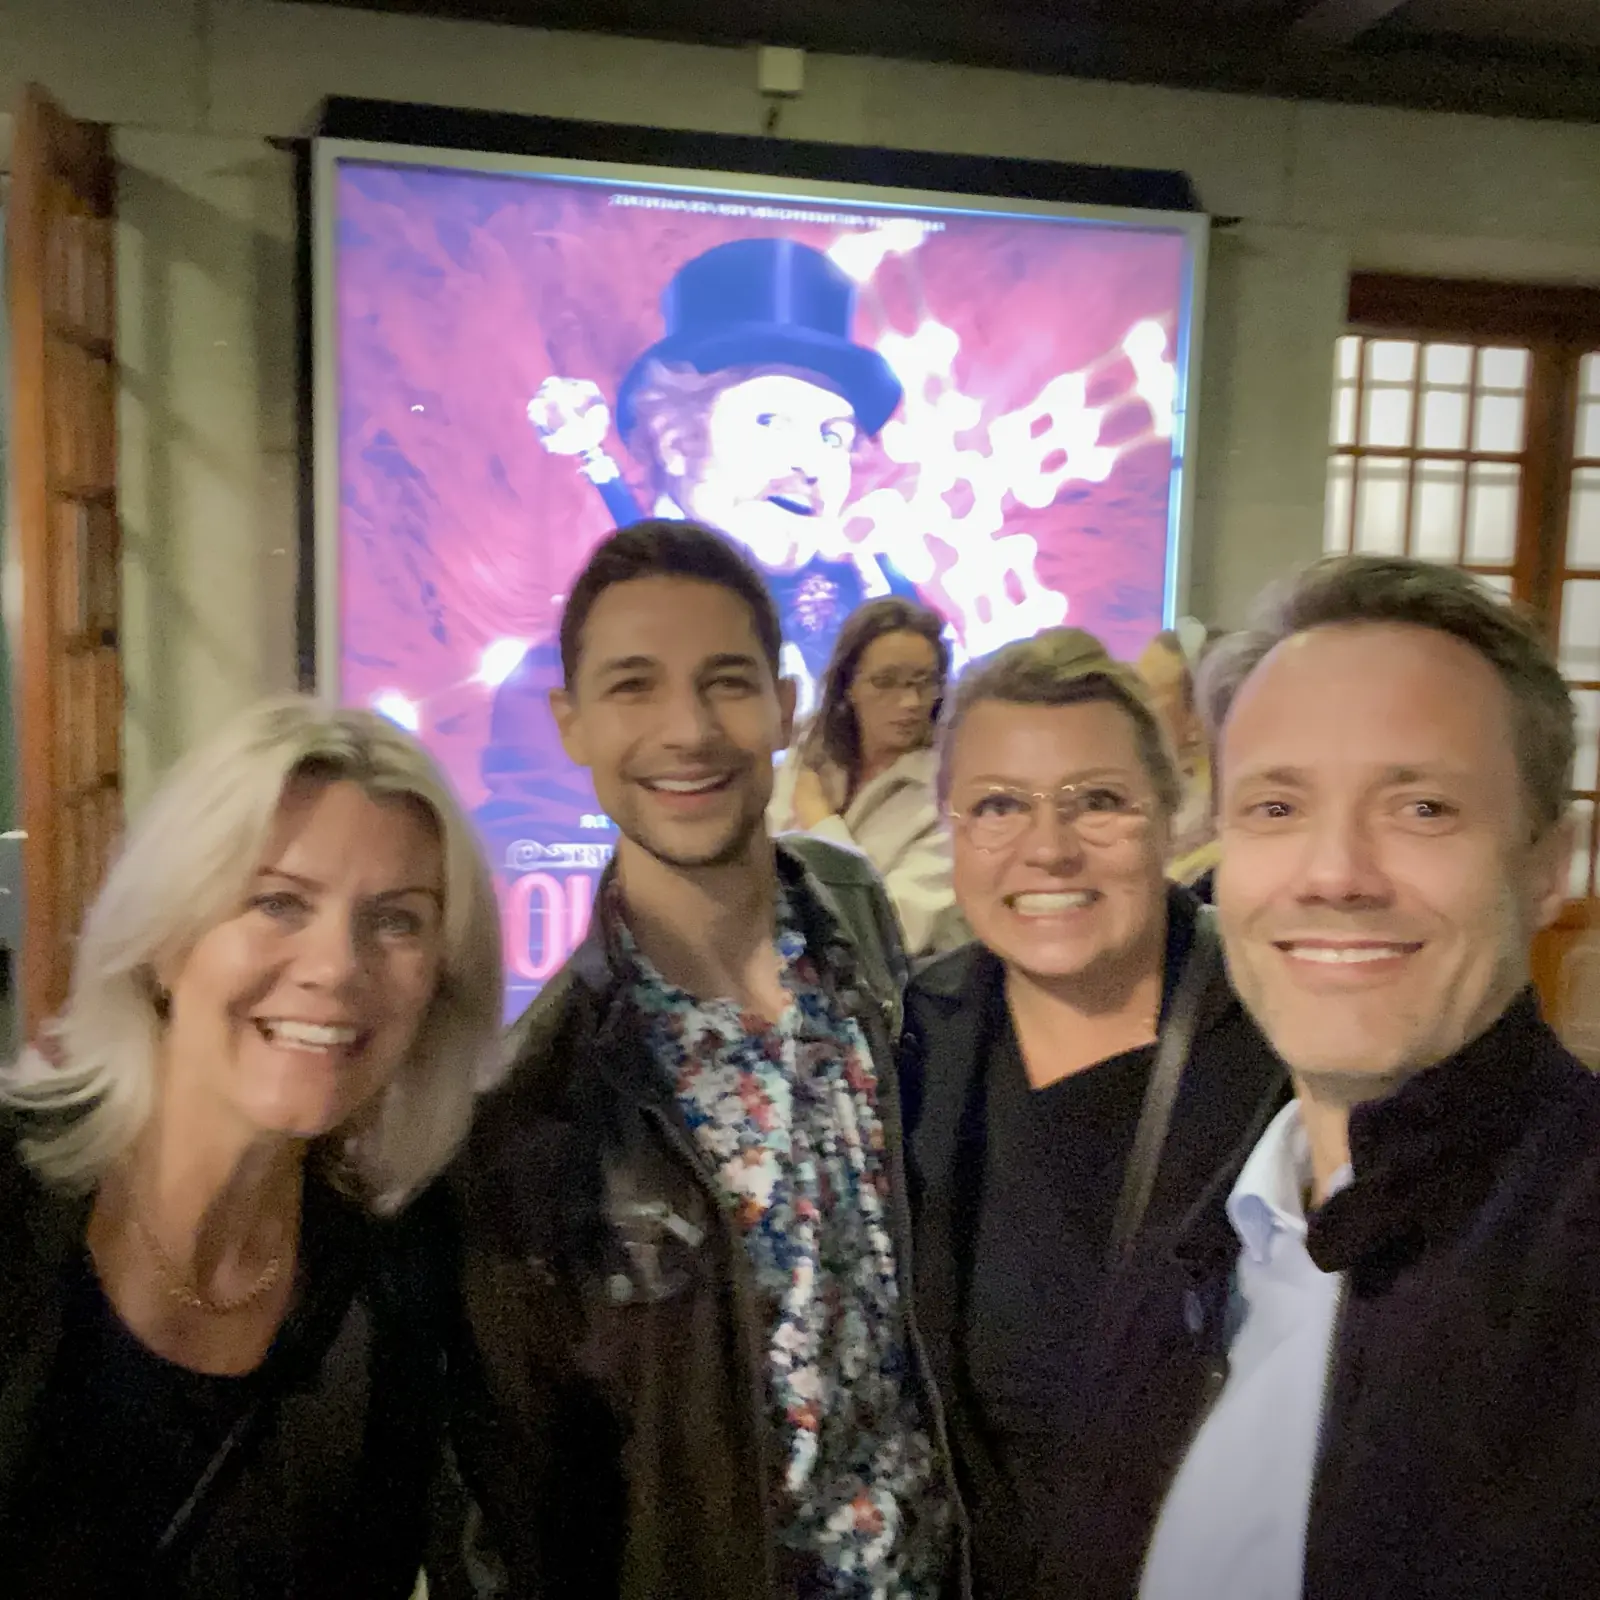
[1324,278,1600,905]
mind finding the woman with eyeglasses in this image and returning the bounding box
[898,628,1285,1600]
[770,596,968,956]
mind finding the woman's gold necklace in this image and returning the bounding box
[130,1211,286,1316]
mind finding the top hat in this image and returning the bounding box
[615,238,904,443]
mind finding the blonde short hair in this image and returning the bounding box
[937,626,1183,817]
[2,697,504,1215]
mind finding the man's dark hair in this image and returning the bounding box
[558,519,783,687]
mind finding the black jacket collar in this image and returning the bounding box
[1306,989,1563,1275]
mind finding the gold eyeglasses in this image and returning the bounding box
[949,782,1152,853]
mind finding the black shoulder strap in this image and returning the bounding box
[1107,905,1222,1263]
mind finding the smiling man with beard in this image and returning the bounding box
[448,521,960,1600]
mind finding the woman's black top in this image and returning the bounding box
[901,885,1289,1598]
[0,1143,462,1600]
[4,1251,259,1592]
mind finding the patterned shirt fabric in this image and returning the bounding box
[611,881,945,1600]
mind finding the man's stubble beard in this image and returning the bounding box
[618,791,771,874]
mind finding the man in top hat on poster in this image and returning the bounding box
[478,238,918,889]
[530,236,917,689]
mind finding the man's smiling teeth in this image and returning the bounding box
[1011,891,1097,915]
[647,776,727,794]
[257,1020,359,1049]
[1282,944,1413,964]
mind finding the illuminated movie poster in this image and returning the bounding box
[320,151,1202,1017]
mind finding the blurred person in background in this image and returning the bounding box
[0,699,502,1599]
[899,628,1284,1599]
[1136,621,1221,892]
[770,596,967,957]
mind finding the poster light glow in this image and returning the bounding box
[315,142,1207,1018]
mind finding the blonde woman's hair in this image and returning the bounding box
[937,626,1183,818]
[1,696,504,1215]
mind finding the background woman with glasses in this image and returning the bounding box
[897,628,1285,1599]
[770,597,968,957]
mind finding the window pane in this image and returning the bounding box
[1325,458,1354,555]
[1574,689,1600,794]
[1354,461,1408,555]
[1570,468,1600,570]
[1474,572,1514,601]
[1412,462,1465,561]
[1332,385,1357,447]
[1362,385,1413,448]
[1472,392,1526,454]
[1570,799,1595,901]
[1560,579,1600,680]
[1366,340,1417,384]
[1583,352,1600,401]
[1424,343,1473,386]
[1579,399,1600,462]
[1465,463,1520,564]
[1478,346,1530,391]
[1420,388,1468,451]
[1337,335,1362,382]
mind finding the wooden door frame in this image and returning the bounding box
[7,84,121,1028]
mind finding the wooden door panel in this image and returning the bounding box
[7,83,124,1029]
[1534,905,1600,1066]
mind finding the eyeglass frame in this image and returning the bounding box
[946,780,1155,853]
[857,668,945,699]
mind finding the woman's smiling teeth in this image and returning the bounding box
[1008,890,1100,916]
[255,1019,361,1050]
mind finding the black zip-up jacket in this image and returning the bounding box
[1042,989,1600,1600]
[449,836,968,1600]
[898,886,1288,1598]
[0,1136,460,1599]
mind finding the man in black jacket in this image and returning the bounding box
[1055,554,1594,1600]
[451,521,959,1600]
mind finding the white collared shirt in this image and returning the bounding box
[1138,1101,1349,1600]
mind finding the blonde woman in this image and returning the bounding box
[900,629,1284,1598]
[1135,624,1223,891]
[0,698,502,1598]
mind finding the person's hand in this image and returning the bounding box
[33,1016,67,1069]
[792,766,837,830]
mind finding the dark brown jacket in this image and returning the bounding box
[449,836,966,1600]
